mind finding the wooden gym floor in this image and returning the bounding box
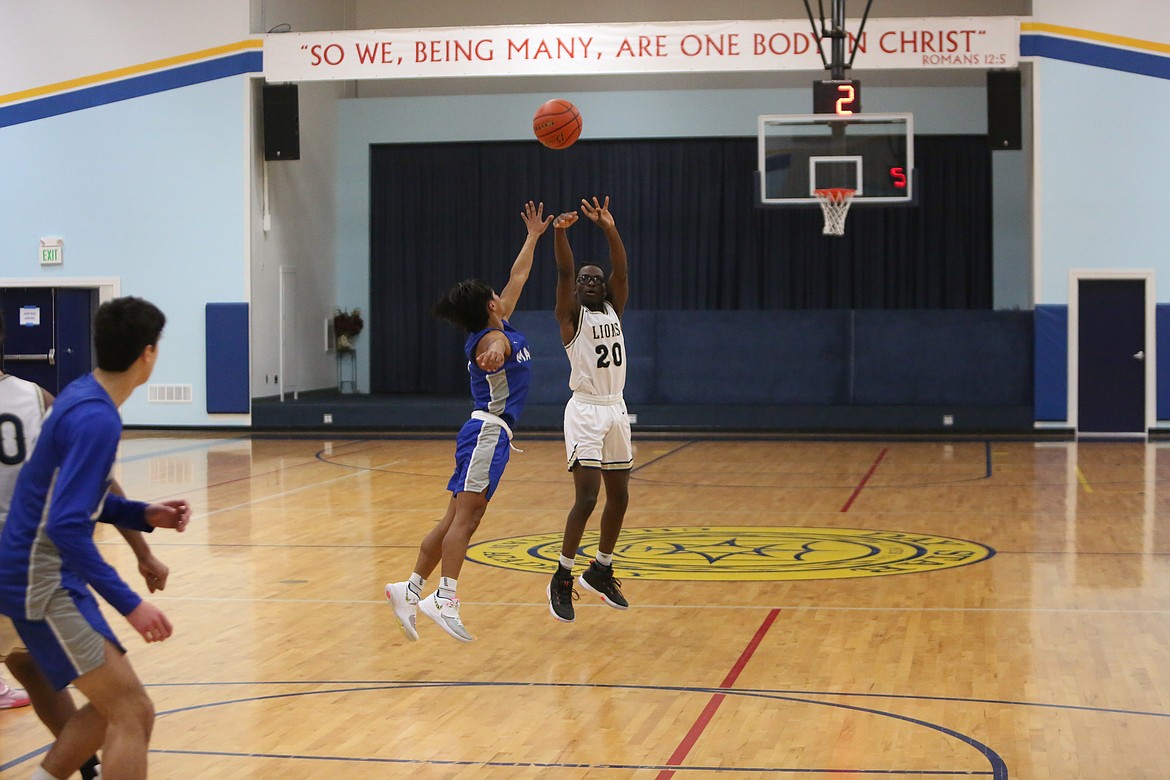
[4,431,1170,778]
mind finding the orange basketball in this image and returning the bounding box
[533,99,582,150]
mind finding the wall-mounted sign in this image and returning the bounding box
[39,237,63,266]
[20,306,41,326]
[264,17,1022,82]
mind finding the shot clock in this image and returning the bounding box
[814,79,861,116]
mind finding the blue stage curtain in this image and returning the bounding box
[369,136,991,394]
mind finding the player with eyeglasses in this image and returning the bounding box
[546,196,633,623]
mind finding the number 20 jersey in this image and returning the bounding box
[565,301,626,397]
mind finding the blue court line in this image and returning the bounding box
[3,681,1007,777]
[0,51,262,128]
[1022,34,1170,80]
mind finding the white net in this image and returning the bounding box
[814,188,855,236]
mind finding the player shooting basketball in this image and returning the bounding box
[546,196,633,623]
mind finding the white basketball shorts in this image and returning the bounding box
[564,394,633,471]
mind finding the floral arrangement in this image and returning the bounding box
[333,307,364,352]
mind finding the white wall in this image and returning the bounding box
[0,0,254,425]
[1030,1,1170,304]
[1032,0,1166,39]
[0,76,251,426]
[251,0,346,398]
[0,0,350,421]
[0,0,249,93]
[351,0,1030,27]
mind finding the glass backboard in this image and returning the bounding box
[757,113,914,205]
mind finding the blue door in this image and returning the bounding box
[0,287,97,395]
[1078,279,1146,434]
[55,288,98,392]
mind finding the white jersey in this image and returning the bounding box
[565,301,626,398]
[0,374,47,521]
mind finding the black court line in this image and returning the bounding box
[3,680,1013,777]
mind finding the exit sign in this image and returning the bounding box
[39,237,63,265]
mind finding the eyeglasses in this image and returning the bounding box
[576,274,606,285]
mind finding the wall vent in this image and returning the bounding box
[147,384,193,403]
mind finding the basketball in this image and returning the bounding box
[533,99,582,150]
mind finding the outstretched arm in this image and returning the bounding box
[498,201,553,319]
[580,196,628,316]
[553,211,581,345]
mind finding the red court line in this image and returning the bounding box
[656,608,781,779]
[839,446,889,513]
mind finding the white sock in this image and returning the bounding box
[31,768,59,780]
[406,573,425,599]
[595,551,614,567]
[558,554,576,572]
[437,576,457,601]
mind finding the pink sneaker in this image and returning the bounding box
[0,682,31,709]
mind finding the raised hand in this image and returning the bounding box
[580,196,614,229]
[521,201,554,236]
[554,211,579,229]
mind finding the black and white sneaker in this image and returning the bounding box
[578,561,629,610]
[548,569,578,622]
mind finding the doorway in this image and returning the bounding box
[1070,273,1153,436]
[0,283,114,395]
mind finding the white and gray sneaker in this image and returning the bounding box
[385,582,419,641]
[418,592,474,643]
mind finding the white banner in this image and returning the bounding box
[263,17,1020,82]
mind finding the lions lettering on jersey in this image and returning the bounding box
[590,322,621,340]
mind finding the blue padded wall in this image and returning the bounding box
[852,311,1033,405]
[655,311,850,404]
[513,309,1032,408]
[1033,305,1068,421]
[205,302,249,414]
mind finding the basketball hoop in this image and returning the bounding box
[814,188,855,236]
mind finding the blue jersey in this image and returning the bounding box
[465,320,532,428]
[0,373,150,622]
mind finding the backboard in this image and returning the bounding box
[757,113,914,205]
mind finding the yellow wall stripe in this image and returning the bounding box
[1022,22,1170,57]
[0,39,263,107]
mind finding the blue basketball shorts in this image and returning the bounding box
[11,587,125,690]
[447,417,513,500]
